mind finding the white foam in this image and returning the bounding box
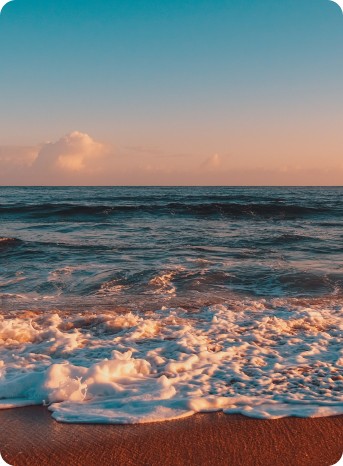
[0,300,342,423]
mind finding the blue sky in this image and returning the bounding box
[0,0,342,184]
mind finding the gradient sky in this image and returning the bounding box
[0,0,342,185]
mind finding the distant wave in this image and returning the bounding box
[166,202,328,218]
[0,202,331,219]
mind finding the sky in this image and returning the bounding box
[0,0,342,185]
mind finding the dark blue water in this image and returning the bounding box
[1,186,343,310]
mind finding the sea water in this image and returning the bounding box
[0,186,342,423]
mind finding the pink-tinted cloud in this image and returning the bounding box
[0,145,39,172]
[33,131,109,174]
[201,153,222,171]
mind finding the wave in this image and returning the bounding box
[0,202,331,219]
[0,237,22,247]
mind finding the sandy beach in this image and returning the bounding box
[0,407,342,466]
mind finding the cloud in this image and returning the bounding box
[201,153,222,171]
[33,131,109,174]
[0,131,112,184]
[0,145,39,175]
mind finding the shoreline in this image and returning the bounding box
[0,407,342,466]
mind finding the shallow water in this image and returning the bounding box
[0,187,342,422]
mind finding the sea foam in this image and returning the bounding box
[0,300,342,423]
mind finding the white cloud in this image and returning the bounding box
[33,131,109,173]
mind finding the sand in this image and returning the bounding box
[0,407,342,466]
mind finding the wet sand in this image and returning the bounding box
[0,407,342,466]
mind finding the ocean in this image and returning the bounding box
[0,186,342,422]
